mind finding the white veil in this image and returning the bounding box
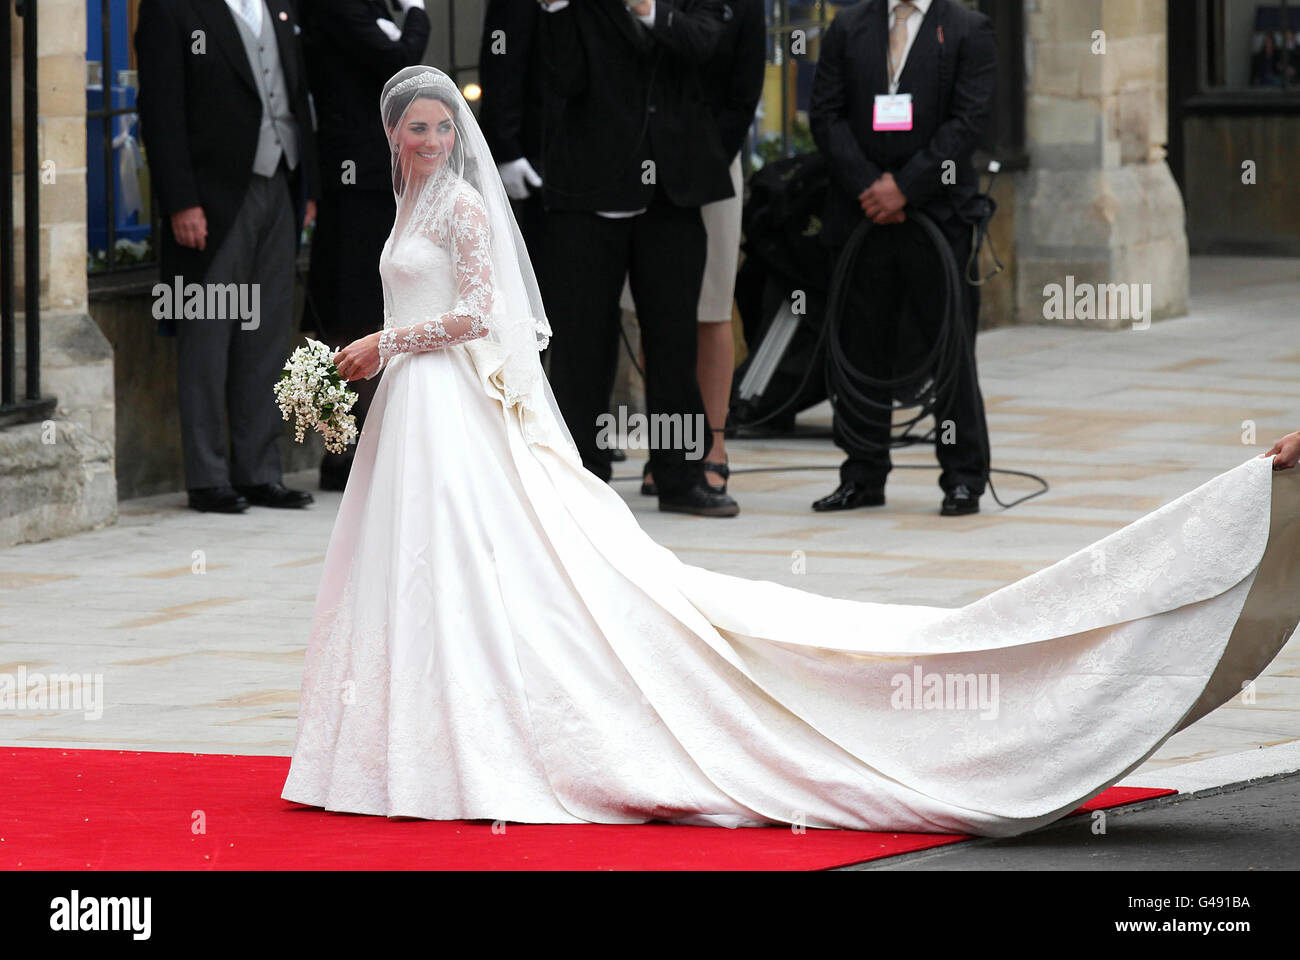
[379,65,577,458]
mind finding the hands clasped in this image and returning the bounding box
[859,172,907,225]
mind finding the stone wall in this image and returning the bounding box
[1015,0,1188,328]
[975,170,1017,329]
[88,277,323,501]
[1,0,117,549]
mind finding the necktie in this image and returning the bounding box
[889,2,917,85]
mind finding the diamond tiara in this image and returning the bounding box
[383,70,460,107]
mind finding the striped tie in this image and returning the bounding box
[889,2,917,85]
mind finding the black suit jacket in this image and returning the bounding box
[479,0,546,171]
[703,0,766,162]
[301,0,430,194]
[136,0,322,333]
[809,0,996,248]
[537,0,734,211]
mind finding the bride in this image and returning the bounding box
[281,66,1300,836]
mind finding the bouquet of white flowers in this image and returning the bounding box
[273,338,359,455]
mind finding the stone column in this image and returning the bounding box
[1016,0,1188,328]
[2,0,116,547]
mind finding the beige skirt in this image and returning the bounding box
[621,153,744,324]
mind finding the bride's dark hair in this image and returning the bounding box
[382,86,459,129]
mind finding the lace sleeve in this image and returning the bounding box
[377,187,493,365]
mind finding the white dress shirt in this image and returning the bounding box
[224,0,264,36]
[541,0,656,217]
[887,0,931,94]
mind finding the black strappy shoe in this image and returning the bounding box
[702,460,730,494]
[703,427,730,493]
[644,446,728,496]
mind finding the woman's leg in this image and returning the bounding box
[697,319,734,490]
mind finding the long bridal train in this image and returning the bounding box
[284,62,1300,836]
[281,323,1300,835]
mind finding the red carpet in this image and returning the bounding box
[1,748,1174,870]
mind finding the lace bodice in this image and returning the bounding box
[376,174,493,370]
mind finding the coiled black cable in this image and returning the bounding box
[826,210,1046,508]
[823,209,968,454]
[644,209,1048,509]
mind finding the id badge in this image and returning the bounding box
[873,93,913,132]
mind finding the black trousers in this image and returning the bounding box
[307,188,394,477]
[542,186,712,498]
[833,214,990,494]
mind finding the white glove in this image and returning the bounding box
[498,157,543,200]
[395,0,425,11]
[374,17,401,41]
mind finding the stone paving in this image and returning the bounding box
[1,257,1297,786]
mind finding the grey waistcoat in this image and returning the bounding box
[230,4,299,176]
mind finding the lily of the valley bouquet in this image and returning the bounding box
[274,338,359,454]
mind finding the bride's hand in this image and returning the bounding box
[334,333,382,382]
[1262,429,1300,470]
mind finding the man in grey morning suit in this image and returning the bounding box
[136,0,319,513]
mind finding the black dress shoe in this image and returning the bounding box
[188,486,249,514]
[812,481,885,512]
[941,484,980,516]
[234,482,315,509]
[658,481,740,517]
[640,461,657,497]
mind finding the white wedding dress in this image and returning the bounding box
[280,178,1300,837]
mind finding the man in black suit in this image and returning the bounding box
[809,0,996,516]
[299,0,429,490]
[479,0,547,263]
[136,0,321,513]
[537,0,740,517]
